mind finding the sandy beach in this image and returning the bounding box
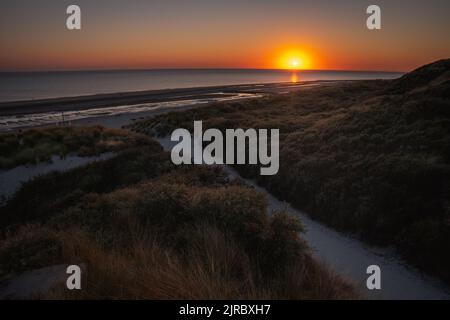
[0,81,329,116]
[0,81,335,132]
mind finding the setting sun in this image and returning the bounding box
[289,58,302,69]
[276,50,313,70]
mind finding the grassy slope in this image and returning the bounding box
[0,126,146,169]
[132,59,450,283]
[0,127,357,299]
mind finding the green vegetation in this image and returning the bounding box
[0,127,357,299]
[132,59,450,284]
[0,126,145,169]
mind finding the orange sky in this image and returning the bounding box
[1,1,450,72]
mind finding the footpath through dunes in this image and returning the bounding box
[131,59,450,298]
[0,126,359,299]
[153,136,450,300]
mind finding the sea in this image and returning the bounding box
[0,69,403,102]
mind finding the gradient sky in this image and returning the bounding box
[1,0,449,72]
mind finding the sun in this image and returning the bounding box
[288,58,303,69]
[276,49,312,70]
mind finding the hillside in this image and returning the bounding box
[133,59,450,283]
[388,59,450,95]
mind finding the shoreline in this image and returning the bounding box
[0,80,347,133]
[0,80,348,117]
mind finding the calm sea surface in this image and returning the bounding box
[0,69,403,102]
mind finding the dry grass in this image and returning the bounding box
[41,226,358,300]
[0,125,360,300]
[0,126,151,169]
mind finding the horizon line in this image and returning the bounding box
[0,67,405,74]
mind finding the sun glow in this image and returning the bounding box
[276,49,313,70]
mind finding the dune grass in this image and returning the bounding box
[131,59,450,284]
[0,126,147,169]
[0,126,358,299]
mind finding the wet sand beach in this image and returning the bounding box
[0,81,330,116]
[0,81,335,132]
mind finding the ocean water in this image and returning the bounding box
[0,69,403,102]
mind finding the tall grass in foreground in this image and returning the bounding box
[0,127,359,299]
[33,225,356,299]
